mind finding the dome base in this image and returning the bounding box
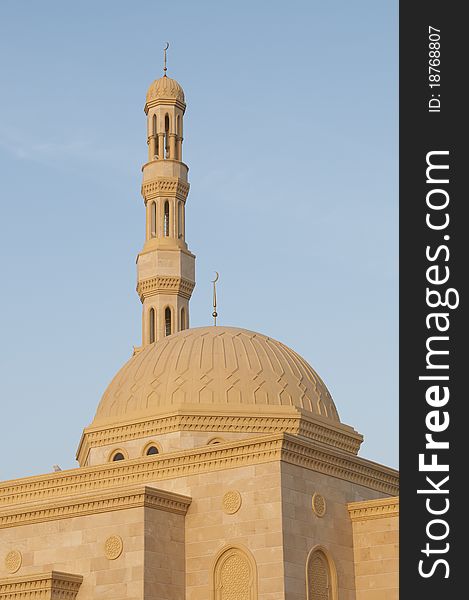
[77,405,363,466]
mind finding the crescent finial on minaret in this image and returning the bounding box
[212,272,219,326]
[163,42,169,76]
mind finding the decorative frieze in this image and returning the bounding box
[0,434,398,529]
[347,496,399,521]
[0,571,82,600]
[136,276,195,301]
[141,178,189,201]
[0,485,191,530]
[77,410,363,466]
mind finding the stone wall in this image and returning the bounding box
[155,461,284,600]
[347,497,399,600]
[281,462,392,600]
[0,486,188,600]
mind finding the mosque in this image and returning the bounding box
[0,62,399,600]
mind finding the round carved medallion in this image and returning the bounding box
[312,492,327,517]
[104,535,123,560]
[222,490,242,514]
[5,550,22,574]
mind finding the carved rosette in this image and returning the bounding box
[312,492,327,517]
[4,550,22,574]
[104,535,123,560]
[223,490,242,515]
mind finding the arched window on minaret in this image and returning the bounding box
[175,115,181,160]
[181,307,186,330]
[149,308,156,344]
[152,114,158,158]
[164,201,170,237]
[164,114,170,159]
[177,201,183,238]
[150,202,156,238]
[165,307,172,336]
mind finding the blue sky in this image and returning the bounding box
[0,0,398,480]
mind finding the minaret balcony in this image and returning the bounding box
[142,159,188,181]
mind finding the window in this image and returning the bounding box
[164,114,170,158]
[175,115,181,160]
[208,437,225,445]
[152,114,157,136]
[149,308,156,344]
[146,446,159,455]
[164,201,170,237]
[213,545,257,600]
[165,307,172,336]
[306,548,337,600]
[150,202,156,238]
[181,307,186,331]
[110,449,126,462]
[178,201,183,238]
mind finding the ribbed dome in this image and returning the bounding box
[93,326,339,426]
[146,75,185,104]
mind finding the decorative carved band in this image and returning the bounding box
[0,434,398,521]
[347,496,399,521]
[281,437,398,495]
[0,571,83,600]
[77,411,362,466]
[141,177,190,201]
[0,485,191,530]
[137,276,195,300]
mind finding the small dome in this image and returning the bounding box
[146,75,185,104]
[92,326,340,426]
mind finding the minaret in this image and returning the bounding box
[136,54,195,348]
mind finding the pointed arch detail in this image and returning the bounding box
[306,546,338,600]
[212,544,257,600]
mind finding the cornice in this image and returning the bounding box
[0,434,398,521]
[0,571,82,599]
[136,275,195,301]
[141,177,190,201]
[77,409,363,466]
[347,496,399,521]
[144,98,186,113]
[137,243,195,259]
[0,484,191,530]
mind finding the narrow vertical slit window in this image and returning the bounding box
[181,307,186,330]
[150,202,156,238]
[174,115,180,160]
[165,307,172,336]
[152,114,158,158]
[164,114,170,158]
[164,201,170,237]
[149,308,156,344]
[178,201,183,238]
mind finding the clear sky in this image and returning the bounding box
[0,0,398,480]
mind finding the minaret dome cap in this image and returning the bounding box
[146,75,185,105]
